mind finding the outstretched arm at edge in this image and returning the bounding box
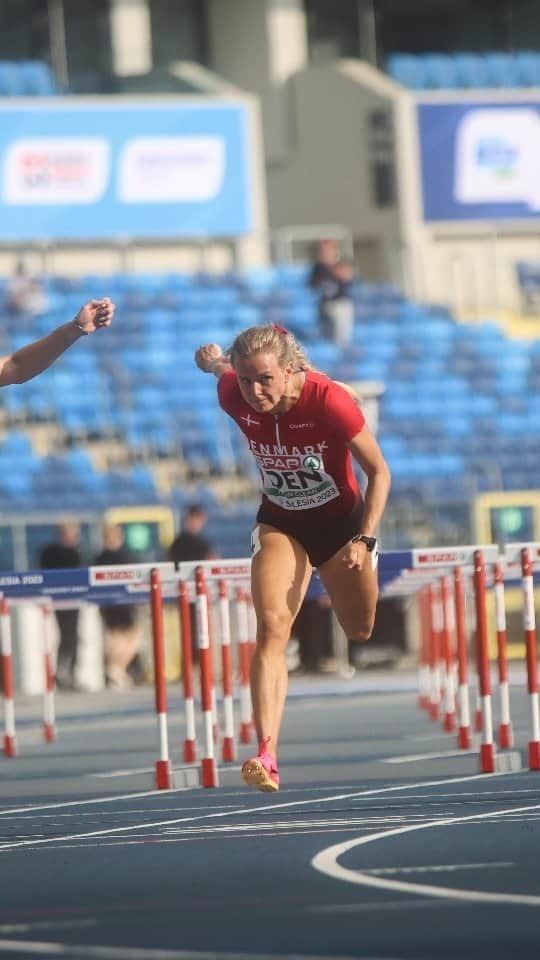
[0,298,114,387]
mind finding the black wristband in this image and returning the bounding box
[351,534,377,552]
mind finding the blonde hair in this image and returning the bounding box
[228,324,313,372]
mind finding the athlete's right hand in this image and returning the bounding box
[195,343,224,372]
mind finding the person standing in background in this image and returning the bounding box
[167,504,215,565]
[168,505,217,664]
[308,238,356,346]
[39,521,84,690]
[94,524,142,689]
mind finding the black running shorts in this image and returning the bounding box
[254,500,364,568]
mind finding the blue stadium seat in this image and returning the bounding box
[19,60,57,96]
[453,53,490,88]
[514,52,540,87]
[386,55,426,89]
[0,61,23,96]
[483,53,518,88]
[421,54,460,89]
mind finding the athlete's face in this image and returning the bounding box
[235,351,291,413]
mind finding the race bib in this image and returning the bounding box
[258,452,340,511]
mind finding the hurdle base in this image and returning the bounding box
[428,702,439,721]
[222,737,236,763]
[201,757,219,788]
[457,726,472,749]
[479,743,496,773]
[239,722,252,744]
[43,723,56,744]
[498,723,513,750]
[528,741,540,771]
[443,712,456,733]
[3,735,17,757]
[155,759,172,790]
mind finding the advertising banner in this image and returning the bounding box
[418,101,540,221]
[0,99,252,240]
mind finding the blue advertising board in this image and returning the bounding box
[0,100,252,240]
[418,101,540,221]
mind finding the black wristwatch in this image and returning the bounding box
[351,534,377,552]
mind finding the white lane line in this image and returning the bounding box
[0,770,517,853]
[0,941,394,960]
[0,921,96,934]
[0,788,199,818]
[380,750,477,763]
[312,801,540,905]
[365,861,514,875]
[88,767,154,779]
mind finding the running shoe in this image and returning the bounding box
[242,736,280,792]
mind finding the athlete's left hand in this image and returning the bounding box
[342,541,367,570]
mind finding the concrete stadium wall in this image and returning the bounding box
[267,60,405,284]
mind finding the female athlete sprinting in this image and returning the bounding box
[195,324,391,791]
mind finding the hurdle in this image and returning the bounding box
[407,542,540,775]
[503,543,540,771]
[41,601,56,744]
[454,566,472,749]
[1,545,535,788]
[1,596,16,757]
[149,567,173,789]
[493,561,513,749]
[178,578,196,763]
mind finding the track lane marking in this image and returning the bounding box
[312,801,540,905]
[0,771,519,853]
[0,941,395,959]
[380,749,477,763]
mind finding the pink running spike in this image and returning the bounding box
[242,736,280,792]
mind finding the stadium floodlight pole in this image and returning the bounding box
[493,561,513,749]
[454,566,472,749]
[520,548,540,771]
[41,600,56,743]
[149,568,172,790]
[0,596,16,757]
[473,550,496,773]
[178,579,197,763]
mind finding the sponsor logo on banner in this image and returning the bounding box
[92,569,144,582]
[209,564,250,577]
[454,108,540,209]
[0,573,43,587]
[416,550,469,566]
[118,136,225,203]
[4,138,109,205]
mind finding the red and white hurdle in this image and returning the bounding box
[415,542,540,775]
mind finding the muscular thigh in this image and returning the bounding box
[318,549,379,641]
[251,523,312,647]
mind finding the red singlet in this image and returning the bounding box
[218,370,365,524]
